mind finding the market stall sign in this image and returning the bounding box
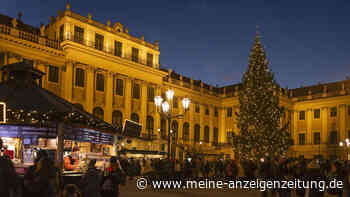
[0,102,6,123]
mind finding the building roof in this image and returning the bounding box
[0,62,118,133]
[0,13,40,34]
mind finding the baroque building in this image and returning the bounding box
[0,4,349,160]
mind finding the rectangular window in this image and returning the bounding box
[131,47,139,63]
[147,53,153,67]
[348,130,350,139]
[59,25,64,41]
[147,86,154,102]
[95,33,104,50]
[48,65,59,83]
[329,131,338,144]
[195,104,200,113]
[313,132,320,145]
[116,79,124,96]
[227,107,232,117]
[299,133,306,145]
[96,73,104,92]
[114,41,122,57]
[173,96,178,108]
[75,68,85,87]
[213,127,219,145]
[348,105,350,116]
[214,107,218,117]
[0,52,4,65]
[330,107,337,117]
[74,26,84,44]
[205,107,209,115]
[299,111,305,120]
[314,109,320,119]
[132,83,140,99]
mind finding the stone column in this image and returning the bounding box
[104,72,113,123]
[189,101,195,144]
[219,107,226,144]
[35,61,46,89]
[178,97,184,143]
[321,107,328,144]
[140,82,148,135]
[209,105,214,146]
[306,108,312,145]
[339,104,347,141]
[63,60,73,102]
[199,104,204,142]
[85,66,94,113]
[124,78,132,121]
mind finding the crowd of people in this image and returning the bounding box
[1,151,350,197]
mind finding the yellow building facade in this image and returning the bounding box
[0,4,349,160]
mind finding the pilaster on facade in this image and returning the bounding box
[339,104,347,141]
[218,107,226,144]
[124,77,132,121]
[85,66,95,113]
[209,105,214,146]
[199,104,204,142]
[292,110,298,145]
[321,107,328,144]
[306,108,312,145]
[104,71,114,123]
[140,82,148,135]
[64,60,74,102]
[35,61,47,89]
[189,101,195,143]
[178,98,185,143]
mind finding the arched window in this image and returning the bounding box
[146,116,154,138]
[172,120,178,140]
[112,110,123,128]
[204,126,210,143]
[131,113,139,123]
[182,122,189,141]
[160,118,166,138]
[194,124,200,142]
[93,107,104,120]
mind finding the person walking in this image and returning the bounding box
[80,159,103,197]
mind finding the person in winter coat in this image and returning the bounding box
[80,159,103,197]
[23,156,58,197]
[0,156,20,197]
[101,157,123,197]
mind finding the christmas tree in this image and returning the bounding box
[233,32,293,161]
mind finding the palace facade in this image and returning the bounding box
[0,3,349,160]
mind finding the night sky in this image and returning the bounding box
[2,0,350,88]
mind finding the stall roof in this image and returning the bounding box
[0,62,118,134]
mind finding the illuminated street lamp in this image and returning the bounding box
[154,90,190,159]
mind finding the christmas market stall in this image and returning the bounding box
[0,62,119,175]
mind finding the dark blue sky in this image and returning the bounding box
[2,0,350,88]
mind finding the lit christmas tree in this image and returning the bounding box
[233,32,293,161]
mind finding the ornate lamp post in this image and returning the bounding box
[154,90,190,159]
[339,138,350,160]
